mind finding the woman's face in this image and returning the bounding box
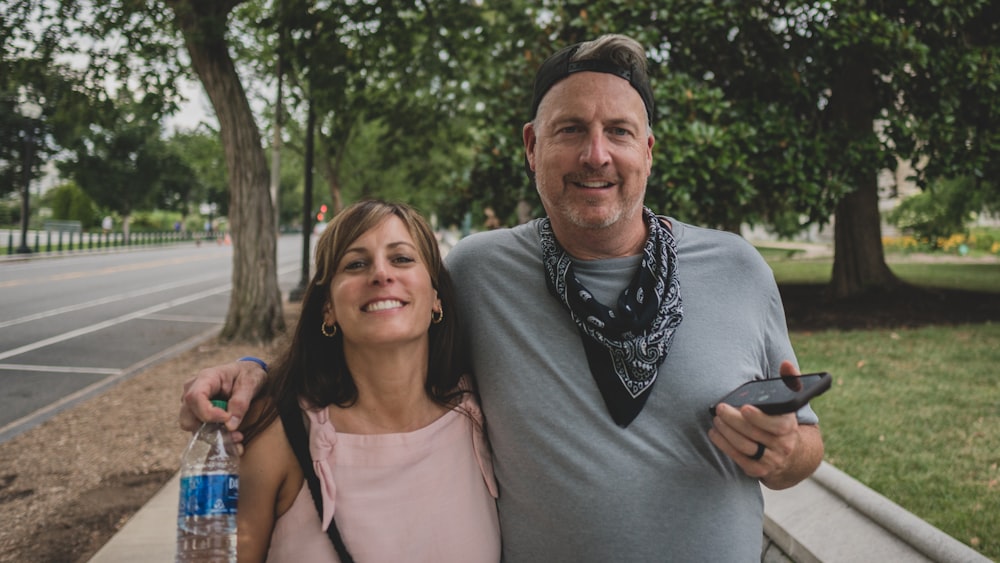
[323,216,441,349]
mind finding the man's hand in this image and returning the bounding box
[708,360,824,490]
[178,360,268,445]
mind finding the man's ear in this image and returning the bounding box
[645,132,655,174]
[523,122,538,172]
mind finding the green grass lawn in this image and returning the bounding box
[766,253,1000,559]
[792,325,999,558]
[766,256,1000,292]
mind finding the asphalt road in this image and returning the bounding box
[0,234,307,443]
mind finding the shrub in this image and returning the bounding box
[45,182,100,228]
[887,177,979,248]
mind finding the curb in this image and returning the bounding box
[763,462,990,562]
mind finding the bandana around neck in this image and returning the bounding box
[539,208,683,427]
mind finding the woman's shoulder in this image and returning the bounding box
[243,413,294,466]
[241,413,305,517]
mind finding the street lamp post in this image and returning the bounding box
[289,97,316,302]
[16,98,42,254]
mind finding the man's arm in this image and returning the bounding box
[179,359,268,442]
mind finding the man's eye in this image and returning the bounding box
[560,125,581,134]
[610,127,629,136]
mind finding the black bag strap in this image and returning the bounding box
[278,398,355,563]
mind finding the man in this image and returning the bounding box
[182,34,823,561]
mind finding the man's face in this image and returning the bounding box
[524,71,654,235]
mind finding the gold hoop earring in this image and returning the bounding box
[321,321,338,337]
[431,308,444,324]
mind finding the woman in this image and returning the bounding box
[236,200,499,562]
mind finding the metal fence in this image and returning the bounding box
[3,228,225,256]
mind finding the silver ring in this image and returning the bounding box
[749,442,766,461]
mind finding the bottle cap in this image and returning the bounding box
[211,399,228,409]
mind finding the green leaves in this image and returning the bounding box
[57,101,175,217]
[6,0,998,239]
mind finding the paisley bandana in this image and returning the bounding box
[539,208,683,427]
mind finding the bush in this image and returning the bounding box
[0,200,16,227]
[887,177,979,248]
[129,210,185,232]
[968,227,1000,254]
[46,182,100,228]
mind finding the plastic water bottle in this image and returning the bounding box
[176,399,239,562]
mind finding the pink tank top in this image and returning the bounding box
[265,392,500,562]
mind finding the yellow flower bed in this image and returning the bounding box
[883,231,1000,256]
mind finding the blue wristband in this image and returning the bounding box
[238,356,268,372]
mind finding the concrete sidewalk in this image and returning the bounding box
[90,462,989,563]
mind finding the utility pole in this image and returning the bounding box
[289,95,316,302]
[16,97,42,254]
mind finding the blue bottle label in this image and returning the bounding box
[180,474,239,517]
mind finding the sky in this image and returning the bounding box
[165,79,217,133]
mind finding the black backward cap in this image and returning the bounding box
[528,42,655,125]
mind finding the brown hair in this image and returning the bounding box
[241,200,465,444]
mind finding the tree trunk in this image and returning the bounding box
[830,173,899,298]
[319,131,349,214]
[269,30,284,235]
[827,51,900,298]
[320,158,343,215]
[168,0,284,343]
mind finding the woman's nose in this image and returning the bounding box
[370,259,393,285]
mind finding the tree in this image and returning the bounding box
[57,102,170,234]
[465,1,1000,298]
[448,2,559,226]
[164,0,284,342]
[4,0,284,342]
[0,1,73,202]
[21,0,499,343]
[269,0,495,223]
[704,1,1000,297]
[167,128,229,220]
[11,0,995,340]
